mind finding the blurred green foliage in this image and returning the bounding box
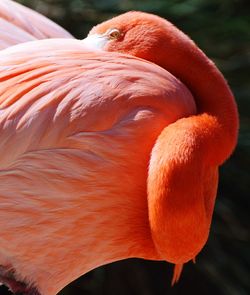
[3,0,249,294]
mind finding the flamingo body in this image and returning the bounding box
[0,39,195,294]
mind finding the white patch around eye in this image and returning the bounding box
[81,34,109,50]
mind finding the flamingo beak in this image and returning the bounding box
[81,34,108,50]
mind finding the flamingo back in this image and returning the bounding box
[0,0,73,50]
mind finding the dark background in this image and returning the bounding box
[2,0,250,294]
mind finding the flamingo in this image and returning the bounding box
[0,1,238,295]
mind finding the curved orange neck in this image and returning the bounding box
[154,26,239,164]
[147,20,239,266]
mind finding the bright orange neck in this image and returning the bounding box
[155,28,239,164]
[147,21,239,266]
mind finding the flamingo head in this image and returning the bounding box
[85,11,193,79]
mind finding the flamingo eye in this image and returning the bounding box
[107,28,122,40]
